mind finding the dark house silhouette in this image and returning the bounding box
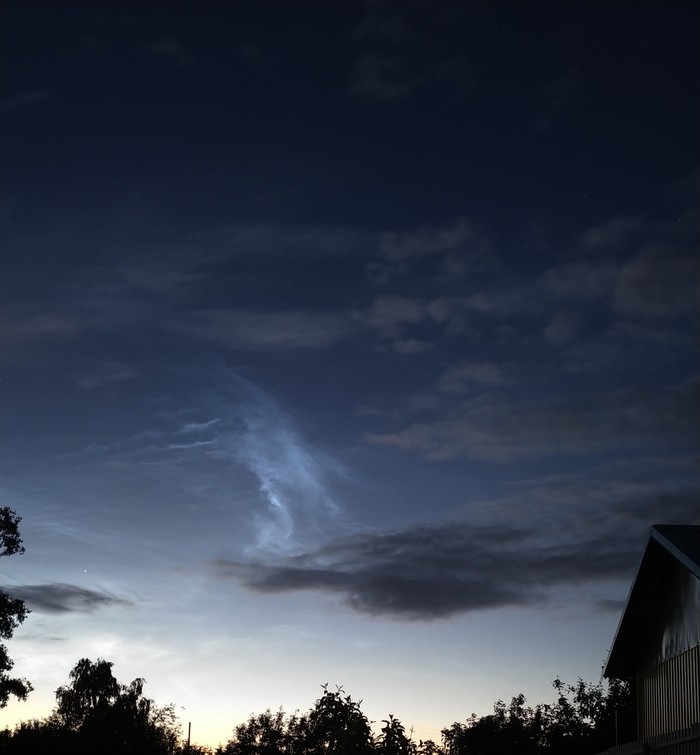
[601,524,700,754]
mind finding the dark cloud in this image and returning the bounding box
[4,584,132,614]
[611,488,700,527]
[210,522,638,621]
[210,480,698,621]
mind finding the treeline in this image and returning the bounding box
[218,676,633,755]
[1,508,633,754]
[0,660,632,755]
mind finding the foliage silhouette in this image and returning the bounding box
[306,685,374,755]
[1,657,182,755]
[219,707,305,755]
[54,657,122,729]
[0,508,32,707]
[218,685,374,755]
[376,714,412,755]
[0,663,631,755]
[441,677,633,755]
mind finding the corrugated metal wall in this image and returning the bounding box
[597,722,700,755]
[638,645,700,738]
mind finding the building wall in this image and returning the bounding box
[597,722,700,755]
[640,549,700,669]
[638,644,700,738]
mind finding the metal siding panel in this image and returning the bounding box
[595,723,700,755]
[637,673,645,739]
[640,647,700,737]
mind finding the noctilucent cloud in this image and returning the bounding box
[2,1,698,748]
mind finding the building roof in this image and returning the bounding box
[603,524,700,679]
[651,524,700,579]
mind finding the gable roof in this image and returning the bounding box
[603,524,700,679]
[651,524,700,579]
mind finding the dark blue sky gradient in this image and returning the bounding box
[1,1,698,747]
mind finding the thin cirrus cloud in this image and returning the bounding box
[613,247,699,318]
[76,361,140,390]
[542,310,581,346]
[548,319,696,376]
[437,360,508,392]
[366,217,495,284]
[365,376,699,461]
[349,51,473,103]
[1,89,52,112]
[348,4,474,103]
[2,306,82,347]
[95,222,367,301]
[579,216,645,251]
[5,209,695,371]
[378,218,491,264]
[350,52,419,101]
[1,306,84,365]
[359,213,698,359]
[143,35,195,67]
[605,319,696,352]
[359,295,428,338]
[177,309,358,351]
[539,259,618,300]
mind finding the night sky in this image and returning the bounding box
[1,1,698,748]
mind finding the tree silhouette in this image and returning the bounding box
[220,708,305,755]
[55,657,121,729]
[53,657,180,754]
[441,678,633,755]
[305,685,374,755]
[0,508,32,707]
[376,714,412,755]
[219,685,374,755]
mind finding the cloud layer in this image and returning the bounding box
[211,483,698,621]
[5,584,131,614]
[366,376,699,461]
